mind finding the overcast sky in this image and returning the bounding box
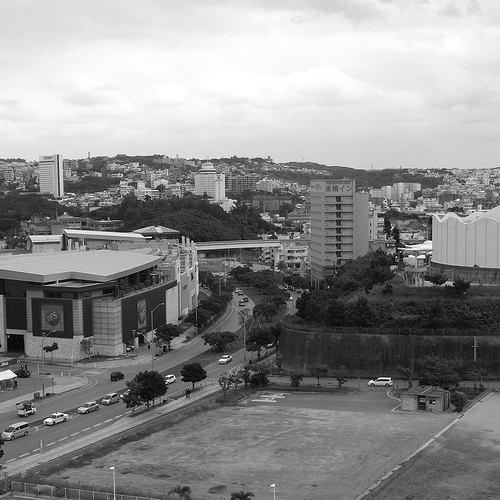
[1,0,499,169]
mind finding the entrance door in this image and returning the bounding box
[7,334,25,353]
[417,395,426,411]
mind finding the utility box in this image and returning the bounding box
[33,392,40,401]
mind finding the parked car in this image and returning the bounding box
[14,368,30,378]
[243,297,249,302]
[125,343,134,352]
[43,412,69,426]
[239,300,246,306]
[77,401,99,414]
[237,291,244,296]
[102,393,120,405]
[110,371,124,381]
[367,377,393,387]
[218,354,232,364]
[164,374,176,384]
[120,390,130,400]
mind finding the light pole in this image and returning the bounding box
[41,330,56,397]
[235,308,249,365]
[110,466,116,500]
[150,302,165,343]
[270,483,276,500]
[136,332,155,372]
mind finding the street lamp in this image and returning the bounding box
[235,308,249,366]
[41,330,56,397]
[150,302,165,343]
[110,466,116,500]
[270,484,276,500]
[136,331,155,372]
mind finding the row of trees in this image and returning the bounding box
[122,362,208,409]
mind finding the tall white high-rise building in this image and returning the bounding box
[39,154,64,197]
[310,179,369,280]
[194,162,225,201]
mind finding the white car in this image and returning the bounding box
[164,374,176,384]
[218,354,232,364]
[367,377,393,387]
[43,412,69,426]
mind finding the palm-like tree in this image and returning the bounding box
[230,490,255,500]
[168,485,192,500]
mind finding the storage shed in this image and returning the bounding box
[401,387,450,413]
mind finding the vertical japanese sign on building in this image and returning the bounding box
[137,299,147,330]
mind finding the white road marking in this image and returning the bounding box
[104,419,113,423]
[70,432,79,436]
[58,437,68,441]
[47,442,56,446]
[19,453,29,457]
[6,459,15,463]
[93,423,102,427]
[82,428,91,432]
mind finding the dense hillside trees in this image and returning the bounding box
[89,194,274,241]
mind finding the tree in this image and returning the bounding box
[229,372,242,395]
[451,390,467,412]
[246,328,275,360]
[308,362,329,386]
[219,372,231,399]
[124,371,167,410]
[181,362,207,389]
[154,323,182,350]
[424,272,447,287]
[331,365,349,388]
[446,277,471,297]
[43,342,59,362]
[236,367,252,390]
[249,362,270,388]
[383,217,392,240]
[169,485,192,500]
[396,365,414,388]
[418,356,460,390]
[80,337,94,361]
[290,373,303,388]
[202,330,238,352]
[231,491,255,500]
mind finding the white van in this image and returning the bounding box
[102,393,120,405]
[2,421,30,440]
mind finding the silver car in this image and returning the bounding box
[367,377,393,387]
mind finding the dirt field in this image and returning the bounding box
[39,392,454,500]
[363,392,500,500]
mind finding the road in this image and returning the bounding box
[0,292,256,467]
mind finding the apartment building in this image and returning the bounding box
[310,179,369,280]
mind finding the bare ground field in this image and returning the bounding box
[36,392,454,500]
[362,392,500,500]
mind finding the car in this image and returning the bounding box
[164,374,176,384]
[125,343,134,352]
[218,354,232,364]
[119,390,130,400]
[77,401,99,414]
[43,412,69,426]
[237,291,244,296]
[239,300,246,306]
[243,296,249,302]
[14,369,30,378]
[110,371,124,381]
[367,377,393,387]
[234,288,241,294]
[102,393,120,405]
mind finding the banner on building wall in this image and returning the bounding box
[137,299,147,330]
[41,304,64,333]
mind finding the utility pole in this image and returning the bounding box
[472,336,478,361]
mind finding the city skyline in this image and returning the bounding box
[1,1,500,169]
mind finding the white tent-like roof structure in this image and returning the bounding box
[0,369,17,381]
